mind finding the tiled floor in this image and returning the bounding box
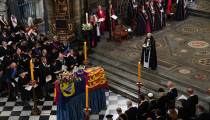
[0,89,137,120]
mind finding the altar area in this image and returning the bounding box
[54,67,108,120]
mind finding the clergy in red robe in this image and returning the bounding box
[97,5,106,35]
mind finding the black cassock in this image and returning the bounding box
[136,10,147,36]
[105,7,116,30]
[126,0,134,26]
[89,20,97,48]
[18,76,30,101]
[155,2,166,31]
[141,37,157,70]
[175,0,188,21]
[148,6,156,32]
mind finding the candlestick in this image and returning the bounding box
[84,42,87,60]
[30,60,34,82]
[86,85,89,108]
[86,13,88,24]
[138,62,141,82]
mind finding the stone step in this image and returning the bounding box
[188,9,210,19]
[89,51,209,93]
[88,52,209,110]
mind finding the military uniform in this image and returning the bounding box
[167,88,178,108]
[116,113,128,120]
[148,99,157,120]
[50,41,60,52]
[137,100,150,120]
[13,53,24,71]
[66,54,78,71]
[60,43,70,53]
[6,66,17,101]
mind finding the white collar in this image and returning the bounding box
[3,46,7,49]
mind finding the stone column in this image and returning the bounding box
[0,0,8,19]
[72,0,82,36]
[46,0,55,35]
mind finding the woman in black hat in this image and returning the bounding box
[157,88,168,117]
[18,69,30,106]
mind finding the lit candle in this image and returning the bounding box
[86,85,89,108]
[138,62,141,82]
[30,60,34,81]
[86,13,88,24]
[84,42,87,60]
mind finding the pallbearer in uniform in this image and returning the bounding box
[137,94,150,120]
[155,0,166,30]
[148,1,156,32]
[97,5,106,35]
[141,33,157,70]
[167,82,178,108]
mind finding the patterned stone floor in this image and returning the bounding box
[95,16,210,91]
[188,0,210,13]
[0,89,136,120]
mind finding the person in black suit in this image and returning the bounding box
[39,49,48,62]
[167,82,178,108]
[186,88,198,118]
[38,34,45,46]
[178,99,190,120]
[14,23,25,33]
[41,38,50,53]
[13,48,24,71]
[9,30,18,44]
[0,41,10,57]
[0,30,9,44]
[76,48,84,66]
[155,109,166,120]
[197,105,209,120]
[66,49,77,71]
[157,88,167,117]
[116,107,128,120]
[16,29,26,43]
[27,33,37,49]
[125,100,138,120]
[137,94,150,120]
[39,57,51,98]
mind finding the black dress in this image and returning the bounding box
[18,76,30,101]
[136,10,147,36]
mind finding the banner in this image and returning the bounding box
[84,67,108,91]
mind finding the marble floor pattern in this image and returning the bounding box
[0,89,137,120]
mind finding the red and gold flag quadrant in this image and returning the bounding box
[84,67,108,91]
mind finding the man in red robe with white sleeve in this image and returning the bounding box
[97,5,106,35]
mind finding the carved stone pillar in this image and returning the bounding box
[72,0,81,36]
[0,0,8,19]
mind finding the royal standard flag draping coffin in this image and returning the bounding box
[54,77,86,110]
